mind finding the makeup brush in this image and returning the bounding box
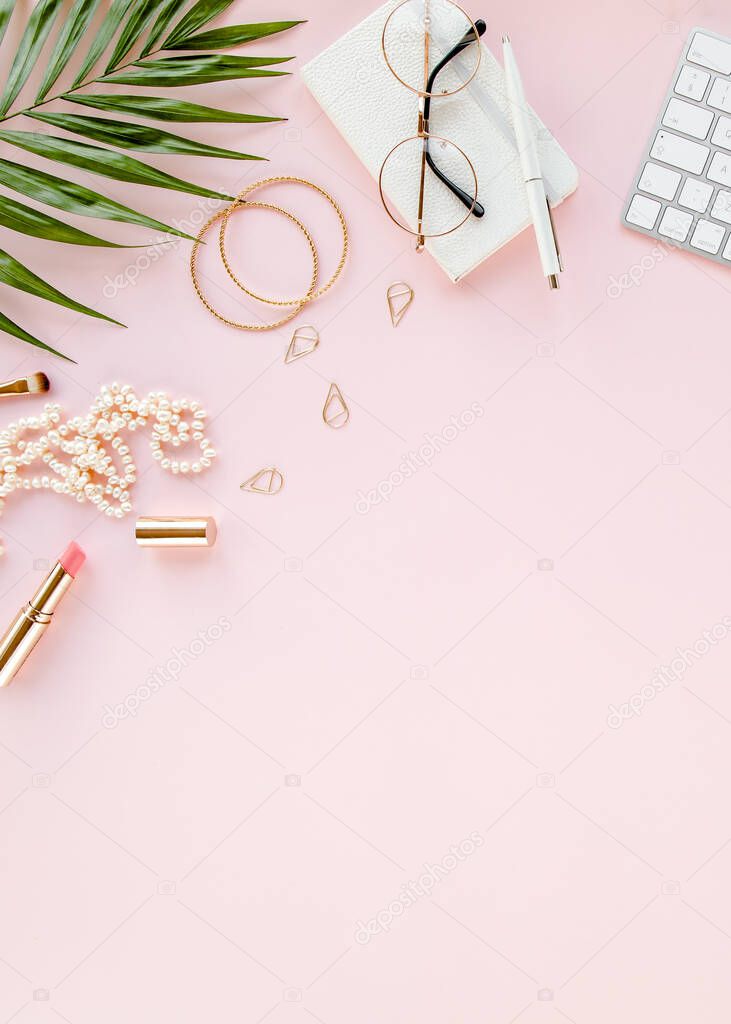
[0,372,50,397]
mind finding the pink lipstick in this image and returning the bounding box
[0,541,86,688]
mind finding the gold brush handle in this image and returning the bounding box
[0,378,27,396]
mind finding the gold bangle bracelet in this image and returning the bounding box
[219,176,349,307]
[190,200,319,332]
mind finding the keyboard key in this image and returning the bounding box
[662,97,714,138]
[688,32,731,75]
[658,206,693,241]
[650,130,709,173]
[707,151,731,185]
[675,64,710,99]
[638,161,681,200]
[708,77,731,113]
[690,218,726,253]
[723,235,731,259]
[712,114,731,150]
[626,193,661,230]
[711,189,731,223]
[678,177,713,212]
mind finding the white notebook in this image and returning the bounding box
[302,0,579,283]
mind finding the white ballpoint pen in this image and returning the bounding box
[502,34,563,289]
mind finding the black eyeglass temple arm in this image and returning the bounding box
[424,147,483,214]
[423,18,486,218]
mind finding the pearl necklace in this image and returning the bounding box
[0,382,216,519]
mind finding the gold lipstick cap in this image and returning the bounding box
[135,516,217,548]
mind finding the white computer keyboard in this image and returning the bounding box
[623,27,731,265]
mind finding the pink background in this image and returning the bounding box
[2,0,731,1020]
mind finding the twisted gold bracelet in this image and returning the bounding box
[219,176,349,307]
[189,200,319,332]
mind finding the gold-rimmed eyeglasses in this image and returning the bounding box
[378,0,486,250]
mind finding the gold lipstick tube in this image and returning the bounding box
[135,516,217,547]
[0,543,85,688]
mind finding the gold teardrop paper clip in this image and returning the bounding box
[387,282,413,327]
[240,467,284,494]
[284,325,320,364]
[322,383,349,429]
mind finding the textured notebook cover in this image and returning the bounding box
[302,0,579,282]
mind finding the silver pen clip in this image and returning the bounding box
[545,194,564,273]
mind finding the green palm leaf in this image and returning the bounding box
[105,0,164,72]
[163,0,235,48]
[0,194,136,247]
[36,0,102,102]
[100,54,291,87]
[30,111,265,161]
[71,0,134,87]
[0,0,64,116]
[0,311,74,361]
[0,0,15,49]
[0,248,123,326]
[0,0,296,359]
[171,21,304,50]
[64,93,284,123]
[0,130,233,201]
[141,0,186,56]
[0,158,198,240]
